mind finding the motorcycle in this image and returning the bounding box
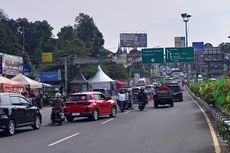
[138,99,148,111]
[118,100,127,112]
[51,110,65,126]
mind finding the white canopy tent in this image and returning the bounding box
[11,73,43,89]
[88,65,115,90]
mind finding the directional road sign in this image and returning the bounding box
[141,48,164,64]
[165,47,194,63]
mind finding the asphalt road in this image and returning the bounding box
[0,91,215,153]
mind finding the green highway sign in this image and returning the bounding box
[141,48,164,64]
[165,47,194,63]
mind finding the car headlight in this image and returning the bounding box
[8,108,12,116]
[0,115,8,119]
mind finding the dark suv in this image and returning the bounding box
[0,93,42,136]
[168,84,183,102]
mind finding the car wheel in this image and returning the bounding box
[110,106,117,118]
[5,120,15,136]
[170,101,174,107]
[66,116,74,122]
[32,116,41,130]
[154,102,158,108]
[91,109,99,121]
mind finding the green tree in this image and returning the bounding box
[219,42,230,52]
[57,26,75,41]
[0,9,8,21]
[0,10,21,55]
[57,25,89,57]
[74,13,104,56]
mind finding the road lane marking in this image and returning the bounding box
[101,118,114,125]
[48,133,80,147]
[123,110,130,114]
[187,92,221,153]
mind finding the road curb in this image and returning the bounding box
[186,87,230,122]
[186,86,222,153]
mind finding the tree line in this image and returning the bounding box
[0,9,128,81]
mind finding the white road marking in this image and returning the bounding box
[187,91,221,153]
[123,110,130,114]
[101,118,114,125]
[48,133,80,147]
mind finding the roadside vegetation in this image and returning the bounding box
[189,74,230,144]
[189,75,230,115]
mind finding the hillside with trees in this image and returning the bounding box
[0,9,128,80]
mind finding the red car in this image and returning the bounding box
[64,91,117,122]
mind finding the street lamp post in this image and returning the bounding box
[181,13,191,77]
[181,13,191,47]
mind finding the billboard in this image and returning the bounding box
[42,52,53,62]
[2,54,23,75]
[39,71,61,81]
[174,37,185,47]
[192,42,204,52]
[120,33,147,47]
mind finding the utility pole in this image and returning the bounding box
[64,57,68,95]
[22,26,25,74]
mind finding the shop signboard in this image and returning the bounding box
[2,54,23,75]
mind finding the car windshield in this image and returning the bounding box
[145,86,152,90]
[132,88,139,93]
[67,94,90,101]
[93,89,105,93]
[170,86,181,92]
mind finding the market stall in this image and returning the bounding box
[0,76,25,92]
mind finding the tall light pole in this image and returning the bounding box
[181,13,191,77]
[181,13,191,47]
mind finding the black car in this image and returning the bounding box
[0,93,42,136]
[168,84,183,102]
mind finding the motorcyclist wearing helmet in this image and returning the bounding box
[138,87,148,110]
[51,92,64,120]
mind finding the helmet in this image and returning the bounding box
[140,87,145,92]
[55,92,61,98]
[120,90,124,94]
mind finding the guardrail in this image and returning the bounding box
[186,86,230,141]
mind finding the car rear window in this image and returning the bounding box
[0,95,11,106]
[170,86,181,92]
[67,94,90,101]
[93,89,105,93]
[145,86,152,90]
[132,88,140,93]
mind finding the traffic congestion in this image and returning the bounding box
[1,1,229,152]
[0,69,188,135]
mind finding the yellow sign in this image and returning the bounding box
[42,52,53,62]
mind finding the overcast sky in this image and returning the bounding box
[1,0,230,52]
